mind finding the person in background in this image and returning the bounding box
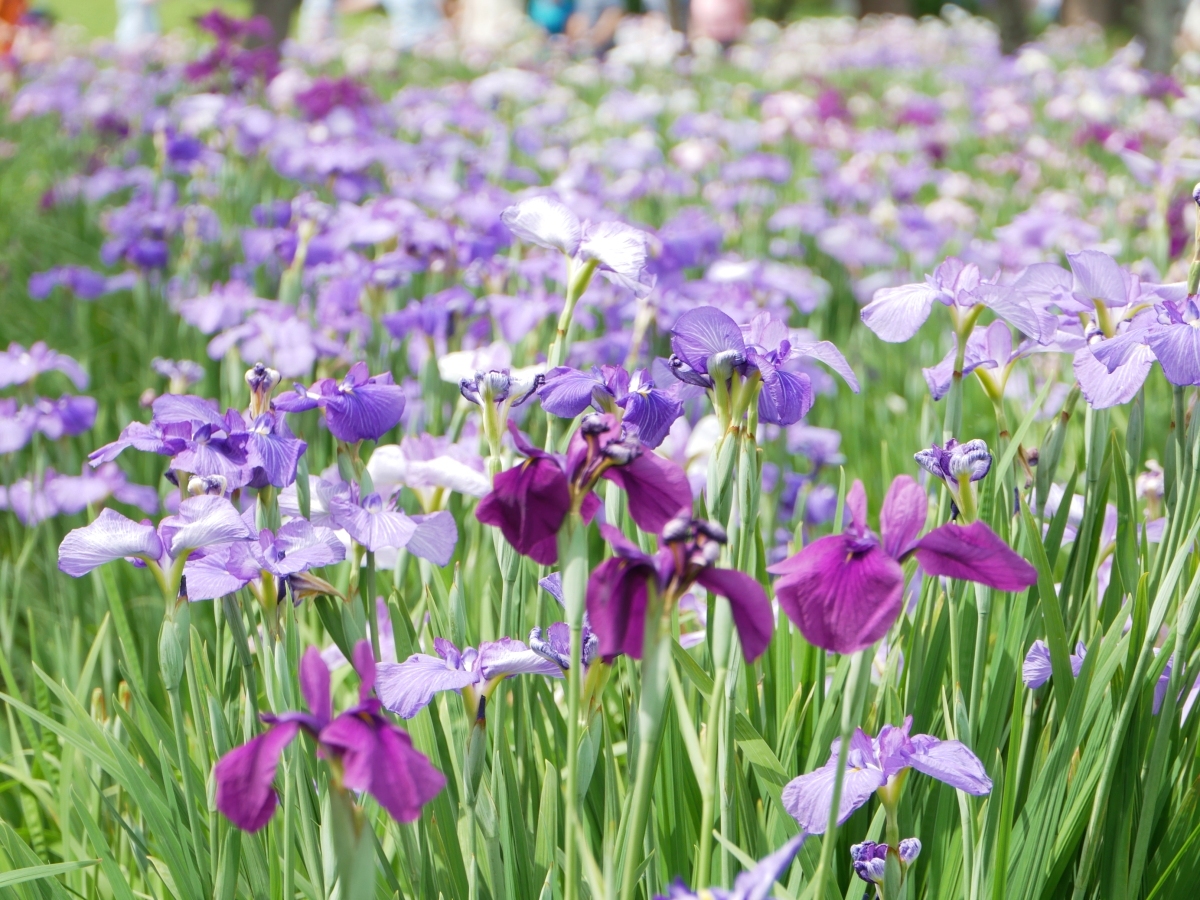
[299,0,337,43]
[530,0,573,35]
[340,0,445,49]
[689,0,745,45]
[115,0,160,49]
[564,0,624,48]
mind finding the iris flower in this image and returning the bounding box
[275,361,406,443]
[537,364,683,448]
[475,413,692,564]
[587,517,774,662]
[655,832,807,900]
[769,476,1037,654]
[214,642,444,831]
[782,717,991,834]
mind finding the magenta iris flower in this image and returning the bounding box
[375,634,579,719]
[214,643,444,831]
[768,476,1036,654]
[667,307,858,426]
[475,414,691,564]
[274,361,406,443]
[655,832,807,900]
[537,364,682,448]
[587,518,774,663]
[782,716,991,834]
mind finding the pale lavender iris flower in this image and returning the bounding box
[782,716,991,834]
[655,832,807,900]
[274,361,406,443]
[538,364,683,448]
[1022,639,1087,689]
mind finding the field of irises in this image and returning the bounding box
[3,9,1200,900]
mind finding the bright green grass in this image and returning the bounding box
[37,0,248,36]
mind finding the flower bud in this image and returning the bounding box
[580,413,609,435]
[898,837,922,866]
[947,439,992,482]
[246,362,281,417]
[188,474,228,496]
[850,842,887,885]
[661,515,693,544]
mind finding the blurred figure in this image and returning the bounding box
[342,0,444,49]
[530,0,573,35]
[0,0,23,53]
[565,0,624,48]
[457,0,524,48]
[299,0,337,43]
[115,0,161,49]
[690,0,744,45]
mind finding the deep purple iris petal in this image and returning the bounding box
[213,722,300,832]
[299,646,333,726]
[317,712,445,823]
[601,451,692,535]
[695,566,774,663]
[879,475,927,560]
[586,554,655,661]
[476,456,570,565]
[912,521,1036,592]
[774,535,905,655]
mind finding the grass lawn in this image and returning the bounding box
[37,0,250,36]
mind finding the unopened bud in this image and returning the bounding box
[695,520,728,544]
[661,515,692,544]
[580,413,608,435]
[602,442,640,466]
[948,439,992,482]
[188,474,228,496]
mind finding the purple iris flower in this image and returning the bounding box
[782,716,991,834]
[0,342,89,391]
[183,518,346,601]
[1090,292,1200,390]
[768,476,1037,654]
[667,308,858,426]
[537,365,683,448]
[0,396,98,452]
[922,320,1021,401]
[375,634,576,719]
[28,266,111,301]
[863,257,1047,344]
[476,413,691,564]
[325,481,457,566]
[0,463,157,527]
[655,832,807,900]
[587,517,774,663]
[57,494,255,578]
[501,195,655,298]
[274,361,406,444]
[214,643,445,831]
[851,838,922,886]
[1022,639,1087,689]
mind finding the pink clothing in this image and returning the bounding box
[690,0,748,44]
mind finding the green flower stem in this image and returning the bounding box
[167,683,210,895]
[547,258,597,370]
[809,650,870,900]
[944,306,984,443]
[693,599,733,887]
[618,587,672,900]
[558,513,589,900]
[968,581,991,742]
[364,550,379,661]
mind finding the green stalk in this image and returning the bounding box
[967,581,991,742]
[168,684,210,894]
[809,651,870,900]
[547,258,597,370]
[618,588,672,900]
[364,550,379,661]
[693,601,733,887]
[944,306,984,443]
[558,514,589,900]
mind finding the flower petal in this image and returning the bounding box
[406,511,458,566]
[214,722,300,832]
[1022,641,1053,689]
[781,755,886,835]
[159,494,256,558]
[861,281,940,343]
[477,637,564,679]
[906,734,992,795]
[1073,344,1154,409]
[880,475,927,560]
[501,196,581,256]
[670,307,746,373]
[601,450,692,535]
[912,521,1036,592]
[58,509,163,577]
[376,654,479,718]
[475,456,570,565]
[695,566,774,663]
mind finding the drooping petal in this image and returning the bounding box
[475,455,570,564]
[773,536,904,655]
[182,543,259,600]
[405,511,458,566]
[376,654,479,718]
[781,753,887,835]
[906,734,993,795]
[695,567,774,663]
[580,221,654,297]
[728,832,808,900]
[601,450,693,535]
[1073,344,1154,409]
[912,521,1036,592]
[477,638,564,680]
[323,379,406,443]
[790,340,861,392]
[1022,640,1053,689]
[585,554,654,660]
[213,722,300,832]
[670,307,746,373]
[756,369,812,426]
[619,385,683,449]
[58,509,164,576]
[318,713,445,823]
[1145,323,1200,387]
[538,367,607,418]
[158,494,256,558]
[299,646,333,725]
[501,196,581,256]
[861,282,940,343]
[879,475,927,560]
